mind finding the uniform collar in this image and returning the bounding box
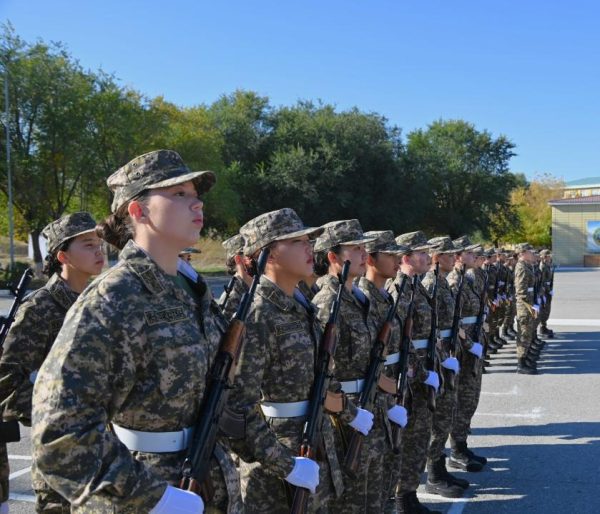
[357,276,389,304]
[258,275,304,313]
[46,273,78,310]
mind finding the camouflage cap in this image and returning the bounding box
[179,247,201,255]
[395,231,434,252]
[427,236,460,254]
[452,235,480,252]
[241,208,324,256]
[496,247,509,255]
[474,245,487,257]
[484,248,499,258]
[222,234,245,259]
[515,242,536,254]
[364,230,410,254]
[539,249,552,257]
[314,219,377,253]
[42,212,97,253]
[107,150,217,213]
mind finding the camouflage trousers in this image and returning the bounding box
[427,372,458,462]
[330,407,388,514]
[516,302,535,359]
[0,443,8,503]
[540,295,552,327]
[396,383,433,494]
[32,459,71,513]
[503,299,517,332]
[451,339,483,444]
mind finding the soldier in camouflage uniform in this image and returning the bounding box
[493,249,510,346]
[483,250,502,355]
[31,150,242,513]
[538,250,554,338]
[514,243,539,375]
[179,246,201,263]
[218,234,251,320]
[422,237,468,498]
[357,231,410,512]
[312,220,393,514]
[501,253,518,339]
[227,208,345,514]
[385,231,441,514]
[0,212,102,514]
[447,237,487,473]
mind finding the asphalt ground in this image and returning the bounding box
[1,270,599,513]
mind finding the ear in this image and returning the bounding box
[366,253,376,267]
[234,254,244,266]
[128,200,147,223]
[327,251,342,266]
[56,250,69,265]
[401,254,410,266]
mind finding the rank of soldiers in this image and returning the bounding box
[0,150,556,514]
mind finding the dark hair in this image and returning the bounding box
[42,239,73,278]
[313,245,341,276]
[225,255,237,276]
[96,191,149,251]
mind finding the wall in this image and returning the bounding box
[551,204,600,266]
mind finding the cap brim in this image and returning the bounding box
[146,170,217,195]
[411,243,437,251]
[374,243,411,254]
[50,228,97,252]
[341,236,379,247]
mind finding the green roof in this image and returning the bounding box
[565,177,600,187]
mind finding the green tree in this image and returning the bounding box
[405,119,519,239]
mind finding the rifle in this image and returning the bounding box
[218,275,237,310]
[472,265,490,377]
[290,261,350,513]
[446,264,466,391]
[490,263,501,311]
[180,248,270,502]
[342,275,406,480]
[0,268,33,444]
[425,262,439,413]
[391,275,417,454]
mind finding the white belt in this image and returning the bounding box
[260,400,309,418]
[30,370,38,384]
[546,281,551,285]
[439,329,452,338]
[112,424,193,453]
[385,352,400,365]
[461,316,477,324]
[341,379,365,394]
[527,287,534,292]
[498,281,505,286]
[412,339,428,350]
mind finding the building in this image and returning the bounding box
[549,177,600,267]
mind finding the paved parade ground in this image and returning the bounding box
[2,270,599,513]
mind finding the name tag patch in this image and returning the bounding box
[144,307,187,326]
[275,320,303,337]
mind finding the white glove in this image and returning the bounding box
[441,357,460,374]
[423,371,440,392]
[387,405,408,427]
[510,295,515,301]
[0,501,8,514]
[285,456,320,494]
[349,408,374,435]
[150,485,204,514]
[549,290,554,296]
[501,294,507,300]
[469,342,483,358]
[532,304,540,315]
[492,299,499,307]
[542,295,547,304]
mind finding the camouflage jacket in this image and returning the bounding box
[297,279,319,303]
[467,267,486,297]
[31,241,241,514]
[496,263,509,296]
[228,276,344,497]
[0,273,78,424]
[540,262,552,294]
[486,263,498,297]
[422,269,454,361]
[218,275,249,321]
[447,267,479,349]
[515,259,535,304]
[385,271,431,383]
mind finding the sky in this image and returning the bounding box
[2,0,599,183]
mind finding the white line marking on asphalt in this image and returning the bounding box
[9,466,32,480]
[476,407,544,420]
[548,319,600,326]
[418,492,466,503]
[8,455,32,460]
[9,492,36,503]
[481,385,520,396]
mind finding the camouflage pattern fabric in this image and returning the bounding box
[296,280,318,303]
[515,259,536,358]
[41,212,97,253]
[31,240,241,513]
[539,262,552,327]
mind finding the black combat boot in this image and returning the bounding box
[425,458,465,498]
[464,443,488,466]
[438,455,470,488]
[449,441,484,472]
[540,326,554,338]
[517,357,537,375]
[397,491,441,514]
[495,329,508,346]
[507,327,518,338]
